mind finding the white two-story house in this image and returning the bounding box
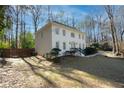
[35,21,86,56]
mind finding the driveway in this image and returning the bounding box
[0,55,124,88]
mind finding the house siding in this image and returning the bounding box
[35,23,52,55]
[51,22,86,53]
[35,21,86,55]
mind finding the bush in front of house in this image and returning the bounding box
[70,48,78,55]
[45,48,61,59]
[83,47,97,56]
[50,48,61,57]
[63,48,83,56]
[49,48,61,63]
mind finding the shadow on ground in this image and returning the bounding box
[22,58,58,88]
[0,58,7,67]
[56,56,124,85]
[21,55,124,87]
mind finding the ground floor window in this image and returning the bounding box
[74,43,76,48]
[56,42,59,48]
[69,42,77,48]
[63,42,66,50]
[82,44,84,49]
[79,43,81,48]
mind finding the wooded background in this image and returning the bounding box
[0,5,124,54]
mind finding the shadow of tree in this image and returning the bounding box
[0,58,7,68]
[54,56,124,85]
[30,56,47,64]
[21,55,124,87]
[22,57,115,87]
[22,58,59,88]
[35,56,46,63]
[22,58,90,87]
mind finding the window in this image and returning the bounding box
[55,28,59,35]
[82,44,84,49]
[73,42,75,48]
[63,42,66,50]
[71,32,75,38]
[82,35,84,39]
[63,30,66,36]
[56,42,59,48]
[70,42,76,48]
[79,34,80,39]
[79,43,81,48]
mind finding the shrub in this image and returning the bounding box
[0,41,10,48]
[20,32,34,48]
[0,49,3,57]
[101,43,112,51]
[45,48,61,63]
[90,43,100,49]
[83,47,97,56]
[49,48,61,58]
[70,48,78,55]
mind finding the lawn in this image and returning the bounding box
[0,55,124,88]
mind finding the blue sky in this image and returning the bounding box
[25,5,106,32]
[69,5,103,13]
[51,5,104,16]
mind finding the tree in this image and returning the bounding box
[11,6,22,48]
[0,6,7,32]
[29,5,43,33]
[115,6,124,42]
[20,31,34,48]
[104,5,120,54]
[19,6,29,48]
[0,5,12,48]
[95,14,110,43]
[78,15,96,46]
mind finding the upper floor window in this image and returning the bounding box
[55,28,59,35]
[71,32,75,38]
[63,30,66,36]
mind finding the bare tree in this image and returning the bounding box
[11,6,21,48]
[115,6,124,42]
[29,5,43,33]
[104,5,120,54]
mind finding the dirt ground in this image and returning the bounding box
[0,55,124,88]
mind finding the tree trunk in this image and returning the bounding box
[121,30,124,41]
[105,6,120,54]
[15,13,19,48]
[34,23,37,33]
[110,20,116,53]
[110,20,120,54]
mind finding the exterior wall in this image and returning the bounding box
[51,23,86,53]
[35,23,52,55]
[35,22,86,55]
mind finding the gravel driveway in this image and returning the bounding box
[0,55,124,88]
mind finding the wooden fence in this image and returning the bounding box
[0,48,35,58]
